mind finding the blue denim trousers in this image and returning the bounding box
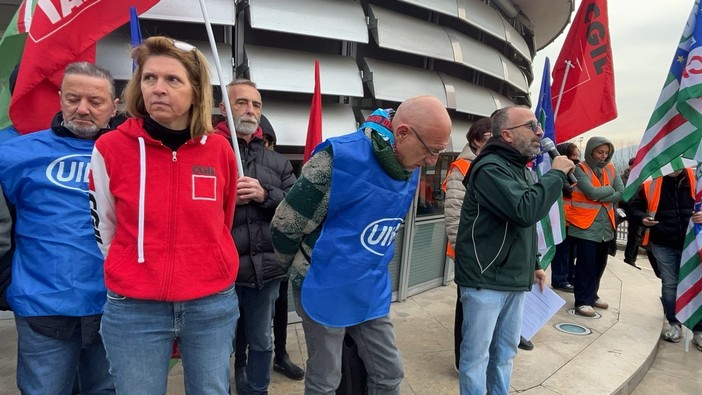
[100,285,238,395]
[648,243,702,333]
[14,315,114,395]
[235,279,282,395]
[459,286,525,395]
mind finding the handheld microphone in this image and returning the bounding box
[541,137,577,185]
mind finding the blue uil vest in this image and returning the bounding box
[0,130,106,317]
[302,129,419,327]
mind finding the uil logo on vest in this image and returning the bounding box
[360,218,403,256]
[46,154,91,192]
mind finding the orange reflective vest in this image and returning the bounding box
[442,158,471,259]
[639,168,695,246]
[567,162,616,230]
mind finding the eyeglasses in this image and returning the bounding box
[505,120,541,134]
[409,126,446,157]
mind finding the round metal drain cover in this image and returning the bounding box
[567,308,601,319]
[555,322,592,336]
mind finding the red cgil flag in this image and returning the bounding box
[304,59,322,163]
[551,0,617,142]
[9,0,160,134]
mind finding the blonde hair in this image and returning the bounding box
[123,36,213,138]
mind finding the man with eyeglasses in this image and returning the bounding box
[454,106,574,395]
[271,96,451,394]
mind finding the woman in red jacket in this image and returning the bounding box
[89,36,239,394]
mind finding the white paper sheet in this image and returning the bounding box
[520,284,566,341]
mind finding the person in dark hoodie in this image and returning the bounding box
[0,61,118,394]
[216,79,299,395]
[454,106,574,394]
[551,142,581,292]
[568,136,623,317]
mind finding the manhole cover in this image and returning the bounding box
[567,308,601,319]
[554,322,592,336]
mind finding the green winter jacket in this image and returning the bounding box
[454,138,566,291]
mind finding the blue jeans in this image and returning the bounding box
[651,244,702,332]
[459,286,524,395]
[100,285,238,395]
[15,315,114,395]
[651,244,682,324]
[236,279,282,395]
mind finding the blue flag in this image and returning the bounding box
[532,57,565,269]
[129,7,142,71]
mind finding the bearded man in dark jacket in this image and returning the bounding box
[454,106,574,395]
[216,79,299,395]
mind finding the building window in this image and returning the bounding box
[416,155,454,217]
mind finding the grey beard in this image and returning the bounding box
[63,120,100,139]
[235,119,259,135]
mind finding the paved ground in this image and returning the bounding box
[1,252,702,394]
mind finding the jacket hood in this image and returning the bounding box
[584,136,614,169]
[259,114,276,145]
[457,141,478,161]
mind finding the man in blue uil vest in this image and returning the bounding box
[271,95,451,394]
[0,62,118,394]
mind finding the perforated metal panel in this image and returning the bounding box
[245,45,363,97]
[141,0,235,25]
[248,0,368,43]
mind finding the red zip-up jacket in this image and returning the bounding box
[89,118,239,301]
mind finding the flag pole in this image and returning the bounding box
[197,0,244,178]
[552,60,573,122]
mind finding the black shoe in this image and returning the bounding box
[553,283,574,293]
[518,336,534,351]
[234,367,247,395]
[274,353,305,380]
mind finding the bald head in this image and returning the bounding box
[392,96,452,170]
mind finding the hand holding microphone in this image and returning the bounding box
[541,137,577,185]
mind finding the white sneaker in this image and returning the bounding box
[575,305,596,317]
[662,323,682,343]
[692,332,702,351]
[593,298,609,309]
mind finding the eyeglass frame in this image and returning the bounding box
[504,120,541,134]
[409,126,446,157]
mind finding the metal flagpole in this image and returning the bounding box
[553,60,573,122]
[198,0,244,178]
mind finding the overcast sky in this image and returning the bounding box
[529,0,695,148]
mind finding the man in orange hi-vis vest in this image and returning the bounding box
[442,117,491,371]
[628,168,702,347]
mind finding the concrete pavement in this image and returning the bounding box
[1,254,702,394]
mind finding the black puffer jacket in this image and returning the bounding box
[629,171,694,250]
[232,129,296,288]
